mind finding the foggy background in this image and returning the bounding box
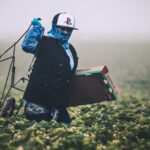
[0,0,150,40]
[0,0,150,93]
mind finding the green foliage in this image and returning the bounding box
[0,41,150,149]
[0,93,150,150]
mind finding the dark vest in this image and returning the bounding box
[23,36,78,108]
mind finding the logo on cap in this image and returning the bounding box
[64,17,72,25]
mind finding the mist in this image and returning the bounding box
[0,0,150,42]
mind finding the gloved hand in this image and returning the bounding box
[31,18,42,27]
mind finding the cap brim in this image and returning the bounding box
[73,27,78,30]
[56,25,78,30]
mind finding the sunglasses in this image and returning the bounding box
[56,26,73,33]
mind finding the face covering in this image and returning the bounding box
[47,23,74,70]
[47,23,72,43]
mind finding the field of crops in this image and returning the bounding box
[0,40,150,150]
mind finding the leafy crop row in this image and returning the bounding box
[0,93,150,150]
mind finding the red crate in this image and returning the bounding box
[69,66,120,106]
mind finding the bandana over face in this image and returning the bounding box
[47,23,72,47]
[47,23,74,70]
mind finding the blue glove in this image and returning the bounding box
[31,18,42,27]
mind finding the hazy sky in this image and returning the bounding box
[0,0,150,41]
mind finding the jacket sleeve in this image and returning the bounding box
[21,25,44,53]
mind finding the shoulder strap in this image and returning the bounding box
[69,43,78,74]
[69,43,78,59]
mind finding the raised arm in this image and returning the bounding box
[21,18,44,54]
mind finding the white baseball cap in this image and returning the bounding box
[53,13,78,30]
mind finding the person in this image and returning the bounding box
[21,12,78,124]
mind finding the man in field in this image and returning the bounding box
[21,13,78,124]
